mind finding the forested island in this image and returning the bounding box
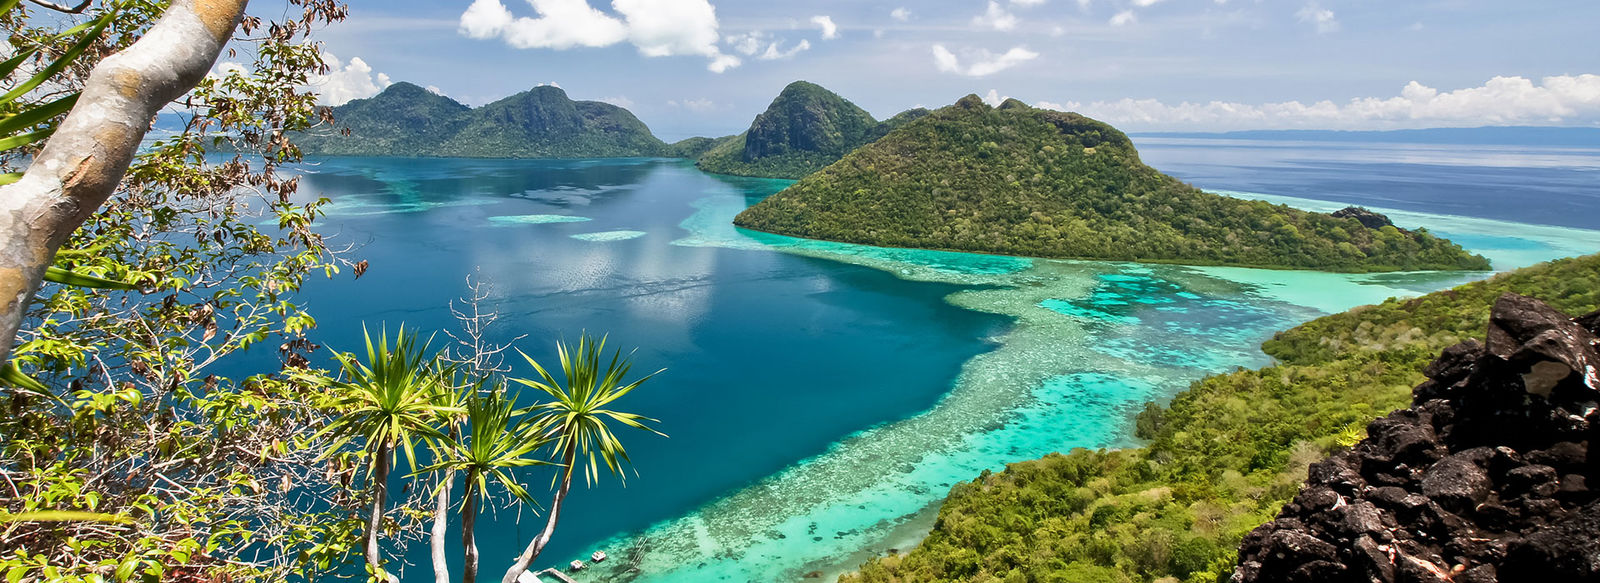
[847,253,1600,583]
[734,95,1490,273]
[296,82,674,158]
[696,81,929,179]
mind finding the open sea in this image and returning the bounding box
[280,136,1600,582]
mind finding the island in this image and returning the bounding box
[733,95,1491,273]
[696,81,929,179]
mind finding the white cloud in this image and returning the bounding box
[891,7,911,21]
[725,31,811,60]
[983,89,1010,106]
[426,85,446,96]
[598,95,635,109]
[932,44,1039,77]
[458,0,740,73]
[1035,75,1600,130]
[1132,0,1163,7]
[1297,2,1339,34]
[812,15,839,39]
[308,53,393,106]
[973,1,1018,31]
[1012,0,1047,6]
[1109,10,1136,26]
[668,98,719,112]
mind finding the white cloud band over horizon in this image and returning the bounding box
[1033,75,1600,131]
[458,0,740,73]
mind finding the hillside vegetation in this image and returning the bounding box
[735,96,1490,273]
[296,83,672,158]
[697,81,929,179]
[845,253,1600,583]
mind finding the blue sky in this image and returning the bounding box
[300,0,1600,140]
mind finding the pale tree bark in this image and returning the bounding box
[501,441,578,583]
[430,470,454,583]
[366,445,399,583]
[0,0,248,365]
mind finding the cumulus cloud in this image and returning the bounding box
[932,44,1039,77]
[458,0,740,72]
[668,97,719,112]
[983,89,1011,106]
[725,31,811,60]
[891,7,911,21]
[1034,75,1600,131]
[973,1,1018,31]
[1297,2,1339,34]
[598,96,634,109]
[308,53,392,106]
[812,15,839,39]
[1109,10,1136,26]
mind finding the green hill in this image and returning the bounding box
[734,95,1490,273]
[297,83,671,158]
[696,81,927,179]
[846,253,1600,583]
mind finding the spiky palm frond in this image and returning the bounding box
[309,325,462,475]
[512,333,665,487]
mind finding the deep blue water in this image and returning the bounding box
[277,139,1600,582]
[285,158,1010,577]
[1137,138,1600,230]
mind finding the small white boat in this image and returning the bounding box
[591,551,608,563]
[569,560,586,571]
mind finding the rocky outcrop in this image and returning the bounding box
[1332,207,1398,230]
[1233,293,1600,583]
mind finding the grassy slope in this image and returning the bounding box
[734,97,1489,273]
[845,254,1600,583]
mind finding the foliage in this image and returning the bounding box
[734,96,1491,273]
[0,1,364,581]
[512,333,665,487]
[295,83,673,159]
[696,81,927,179]
[844,253,1600,583]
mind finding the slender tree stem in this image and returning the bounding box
[463,477,482,583]
[502,440,577,583]
[430,470,454,583]
[366,446,398,583]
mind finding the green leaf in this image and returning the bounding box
[0,93,78,139]
[0,129,51,151]
[0,362,46,393]
[44,266,138,290]
[0,173,20,186]
[0,510,132,524]
[0,8,118,105]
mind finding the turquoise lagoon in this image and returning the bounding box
[284,149,1600,583]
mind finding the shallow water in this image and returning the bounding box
[279,141,1600,582]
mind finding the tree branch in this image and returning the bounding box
[0,0,248,365]
[25,0,94,14]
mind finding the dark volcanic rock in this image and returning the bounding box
[1233,294,1600,583]
[1332,206,1397,230]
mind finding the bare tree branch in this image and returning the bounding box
[24,0,94,14]
[0,0,249,364]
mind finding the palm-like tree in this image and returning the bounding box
[312,326,460,583]
[501,334,665,583]
[419,386,552,583]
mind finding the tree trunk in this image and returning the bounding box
[366,446,398,583]
[0,0,248,364]
[462,477,481,583]
[501,440,577,583]
[430,470,454,583]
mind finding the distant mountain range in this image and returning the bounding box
[295,82,673,158]
[695,81,929,179]
[734,95,1490,273]
[1136,126,1600,147]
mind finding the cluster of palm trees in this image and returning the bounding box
[307,326,662,583]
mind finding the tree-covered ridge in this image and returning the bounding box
[734,96,1490,273]
[696,81,929,179]
[296,83,672,158]
[844,253,1600,583]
